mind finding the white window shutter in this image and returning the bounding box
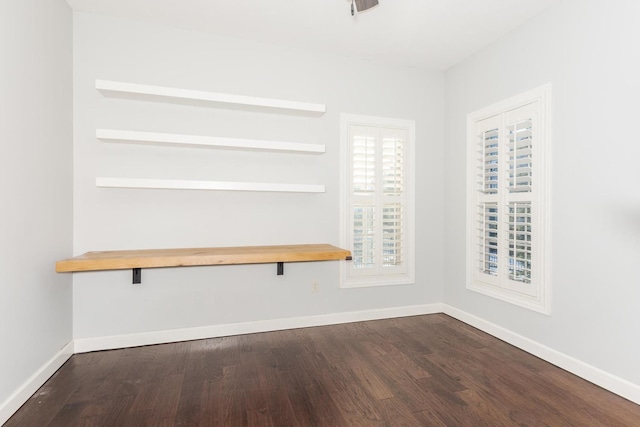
[341,115,415,288]
[467,85,551,314]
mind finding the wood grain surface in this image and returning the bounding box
[56,244,351,272]
[6,314,640,426]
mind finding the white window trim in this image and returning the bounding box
[466,84,552,314]
[340,113,415,288]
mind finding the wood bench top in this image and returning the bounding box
[56,244,352,273]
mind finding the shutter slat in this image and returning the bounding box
[382,138,404,196]
[507,118,533,194]
[353,204,376,269]
[507,202,532,284]
[479,128,500,195]
[382,203,403,267]
[477,203,499,275]
[353,136,376,195]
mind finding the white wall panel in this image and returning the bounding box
[0,0,73,422]
[72,12,445,339]
[445,0,640,386]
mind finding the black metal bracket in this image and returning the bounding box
[277,262,284,275]
[346,256,353,261]
[133,268,142,284]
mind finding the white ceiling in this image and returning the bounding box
[66,0,561,70]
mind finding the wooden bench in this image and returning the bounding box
[56,244,352,283]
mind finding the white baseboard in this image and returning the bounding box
[0,341,74,426]
[74,303,444,353]
[442,304,640,405]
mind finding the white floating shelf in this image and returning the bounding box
[95,80,326,115]
[96,129,325,154]
[96,177,325,193]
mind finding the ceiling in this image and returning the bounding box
[66,0,562,70]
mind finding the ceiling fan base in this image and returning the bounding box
[354,0,379,12]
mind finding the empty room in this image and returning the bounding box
[2,0,640,425]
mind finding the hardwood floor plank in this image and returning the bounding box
[176,341,212,424]
[455,388,519,426]
[5,314,640,426]
[289,363,349,426]
[263,388,299,427]
[373,397,423,427]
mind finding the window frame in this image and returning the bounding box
[340,113,415,288]
[466,84,552,314]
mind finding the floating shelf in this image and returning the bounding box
[56,244,352,282]
[96,129,325,154]
[56,244,351,272]
[96,177,325,193]
[95,80,326,115]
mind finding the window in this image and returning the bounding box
[466,85,551,314]
[340,114,415,288]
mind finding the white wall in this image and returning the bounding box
[0,0,73,417]
[72,13,444,339]
[445,0,640,386]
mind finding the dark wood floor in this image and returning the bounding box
[6,314,640,426]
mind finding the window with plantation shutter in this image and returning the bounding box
[341,114,415,288]
[467,85,551,314]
